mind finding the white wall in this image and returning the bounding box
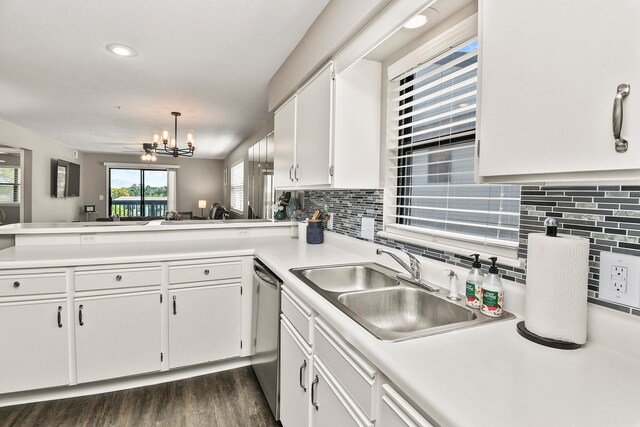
[0,117,83,222]
[268,0,392,111]
[81,153,223,217]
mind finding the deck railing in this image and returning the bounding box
[110,199,167,217]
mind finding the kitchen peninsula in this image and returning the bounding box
[0,222,638,426]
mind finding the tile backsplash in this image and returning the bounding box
[303,186,640,316]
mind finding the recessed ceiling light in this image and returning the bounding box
[106,44,137,57]
[403,14,428,29]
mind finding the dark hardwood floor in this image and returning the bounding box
[0,367,280,427]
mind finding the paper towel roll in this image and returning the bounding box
[525,233,589,344]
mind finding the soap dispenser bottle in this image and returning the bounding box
[481,257,504,317]
[465,254,485,309]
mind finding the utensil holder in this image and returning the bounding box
[306,220,324,244]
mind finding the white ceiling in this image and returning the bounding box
[0,0,329,159]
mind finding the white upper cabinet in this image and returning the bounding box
[477,0,640,184]
[274,96,296,188]
[273,60,381,189]
[296,64,333,187]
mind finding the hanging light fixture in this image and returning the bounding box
[148,111,195,158]
[141,144,157,162]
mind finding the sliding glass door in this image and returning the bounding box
[109,168,168,218]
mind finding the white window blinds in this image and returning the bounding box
[387,38,520,248]
[230,162,244,212]
[0,167,20,203]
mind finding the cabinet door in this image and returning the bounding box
[478,0,640,181]
[0,300,69,393]
[378,384,434,427]
[280,318,311,427]
[311,358,372,427]
[75,292,161,383]
[296,64,333,186]
[168,283,242,368]
[274,96,296,188]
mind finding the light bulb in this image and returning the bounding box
[152,132,160,144]
[162,129,169,143]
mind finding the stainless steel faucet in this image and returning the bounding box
[376,248,439,292]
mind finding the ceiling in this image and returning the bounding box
[0,0,329,159]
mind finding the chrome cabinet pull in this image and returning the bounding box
[299,360,307,391]
[115,274,122,281]
[13,281,20,288]
[57,306,63,328]
[294,164,299,181]
[172,295,177,315]
[311,375,319,410]
[289,165,294,182]
[78,305,84,326]
[204,269,210,275]
[613,83,631,153]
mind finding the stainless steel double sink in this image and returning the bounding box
[290,263,514,342]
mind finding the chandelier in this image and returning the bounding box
[142,111,195,160]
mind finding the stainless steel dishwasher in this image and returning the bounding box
[251,258,282,420]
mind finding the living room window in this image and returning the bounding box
[0,166,20,204]
[382,21,520,259]
[230,161,244,213]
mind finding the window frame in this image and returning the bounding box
[381,14,522,265]
[229,161,244,214]
[103,162,178,218]
[0,166,21,205]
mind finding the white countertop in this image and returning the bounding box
[0,233,638,426]
[0,219,290,235]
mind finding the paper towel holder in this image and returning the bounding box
[516,321,581,350]
[517,216,582,350]
[544,217,558,237]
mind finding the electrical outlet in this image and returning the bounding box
[80,234,97,244]
[237,229,250,238]
[361,217,374,241]
[612,265,628,279]
[611,279,627,293]
[599,251,640,307]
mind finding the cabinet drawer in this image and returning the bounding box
[379,384,434,427]
[0,271,66,297]
[312,356,373,427]
[75,266,161,291]
[281,285,313,345]
[314,318,377,421]
[170,260,241,284]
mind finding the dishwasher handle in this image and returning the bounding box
[253,262,280,289]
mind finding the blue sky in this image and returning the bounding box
[110,169,167,188]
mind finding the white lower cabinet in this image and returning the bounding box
[75,291,161,383]
[280,316,312,427]
[279,286,437,427]
[379,384,434,427]
[168,283,242,368]
[0,299,69,394]
[311,357,373,427]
